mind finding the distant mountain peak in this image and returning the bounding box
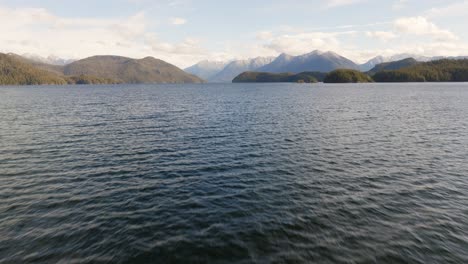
[258,50,359,73]
[207,56,275,82]
[276,53,294,61]
[278,52,291,57]
[184,60,231,81]
[305,50,323,56]
[20,53,75,66]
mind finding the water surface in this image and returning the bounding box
[1,83,468,263]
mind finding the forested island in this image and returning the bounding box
[323,69,373,83]
[232,59,468,83]
[232,71,327,83]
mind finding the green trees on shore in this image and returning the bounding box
[299,59,468,83]
[232,71,325,83]
[0,53,204,85]
[3,52,468,86]
[323,69,373,83]
[0,54,68,85]
[373,59,468,82]
[372,71,426,82]
[65,75,120,85]
[0,53,121,85]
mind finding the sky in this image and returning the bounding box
[0,0,467,68]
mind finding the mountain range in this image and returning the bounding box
[185,51,357,82]
[231,58,468,84]
[4,50,468,85]
[258,51,359,73]
[21,53,76,66]
[0,53,203,85]
[209,57,275,83]
[186,51,468,83]
[184,60,229,81]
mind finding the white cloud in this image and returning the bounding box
[170,17,187,25]
[262,31,357,56]
[0,6,204,67]
[394,16,458,41]
[250,22,467,64]
[323,0,365,8]
[379,41,468,59]
[392,0,408,10]
[256,31,273,41]
[1,3,467,69]
[366,31,397,41]
[425,1,468,18]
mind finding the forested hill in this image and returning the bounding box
[0,53,68,85]
[63,56,204,84]
[373,59,468,82]
[367,58,419,75]
[0,53,204,85]
[232,71,327,83]
[323,69,373,83]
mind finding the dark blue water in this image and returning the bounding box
[1,83,468,263]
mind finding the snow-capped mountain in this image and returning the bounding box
[258,50,359,73]
[184,60,230,81]
[209,57,275,82]
[359,56,386,71]
[21,53,75,66]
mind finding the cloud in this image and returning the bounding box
[250,19,467,64]
[0,6,204,67]
[394,16,458,41]
[145,35,204,54]
[1,3,466,69]
[262,31,356,56]
[425,1,468,18]
[256,31,273,40]
[392,0,408,10]
[170,17,187,25]
[323,0,365,8]
[366,31,397,41]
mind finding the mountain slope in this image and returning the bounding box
[259,50,359,73]
[367,58,420,75]
[209,57,275,82]
[256,53,294,73]
[373,59,468,82]
[21,53,76,66]
[6,53,64,75]
[63,56,204,84]
[0,53,68,85]
[359,56,385,71]
[184,60,229,80]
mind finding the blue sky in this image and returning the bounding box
[0,0,467,67]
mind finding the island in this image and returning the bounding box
[323,69,373,83]
[232,71,327,83]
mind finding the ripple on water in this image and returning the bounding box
[1,83,468,263]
